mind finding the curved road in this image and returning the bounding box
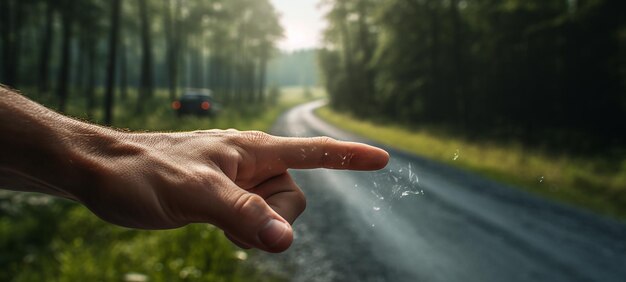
[257,100,626,282]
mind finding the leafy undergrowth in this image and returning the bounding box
[316,106,626,221]
[1,87,324,281]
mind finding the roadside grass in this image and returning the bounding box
[316,106,626,220]
[1,86,323,281]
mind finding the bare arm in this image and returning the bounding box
[0,86,389,252]
[0,87,116,199]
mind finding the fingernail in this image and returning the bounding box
[258,219,288,248]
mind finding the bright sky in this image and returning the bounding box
[270,0,325,51]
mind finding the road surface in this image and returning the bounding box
[256,100,626,282]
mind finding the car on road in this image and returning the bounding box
[171,89,221,117]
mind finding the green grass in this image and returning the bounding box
[50,86,325,132]
[316,106,626,220]
[1,86,324,282]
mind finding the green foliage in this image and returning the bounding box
[0,199,259,282]
[319,0,626,153]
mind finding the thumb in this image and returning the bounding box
[216,187,293,253]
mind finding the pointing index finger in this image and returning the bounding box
[270,136,390,170]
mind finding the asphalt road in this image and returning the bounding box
[257,100,626,282]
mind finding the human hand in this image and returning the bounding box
[68,129,389,253]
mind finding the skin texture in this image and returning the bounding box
[0,86,389,253]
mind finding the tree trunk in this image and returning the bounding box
[428,1,440,121]
[120,40,128,101]
[0,0,6,81]
[104,0,121,126]
[222,57,233,105]
[137,0,154,114]
[338,4,355,110]
[257,55,268,103]
[56,2,73,113]
[164,0,178,100]
[1,0,24,88]
[86,42,96,120]
[450,0,467,130]
[357,0,375,114]
[38,2,55,94]
[191,37,203,88]
[247,60,255,103]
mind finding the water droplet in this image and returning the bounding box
[370,190,384,200]
[453,149,460,161]
[400,190,422,198]
[538,176,544,183]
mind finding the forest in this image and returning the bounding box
[0,0,283,125]
[319,0,626,154]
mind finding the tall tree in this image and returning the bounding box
[136,0,154,114]
[119,40,129,101]
[104,0,122,125]
[164,0,181,100]
[1,0,25,87]
[56,0,75,112]
[37,1,55,94]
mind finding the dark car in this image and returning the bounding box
[171,89,221,117]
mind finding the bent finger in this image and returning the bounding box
[248,173,306,225]
[208,181,294,253]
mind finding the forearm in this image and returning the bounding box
[0,86,114,200]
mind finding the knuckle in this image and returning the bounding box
[226,148,245,164]
[315,136,336,146]
[242,131,271,144]
[233,193,266,218]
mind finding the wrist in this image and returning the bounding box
[0,89,118,200]
[54,120,121,201]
